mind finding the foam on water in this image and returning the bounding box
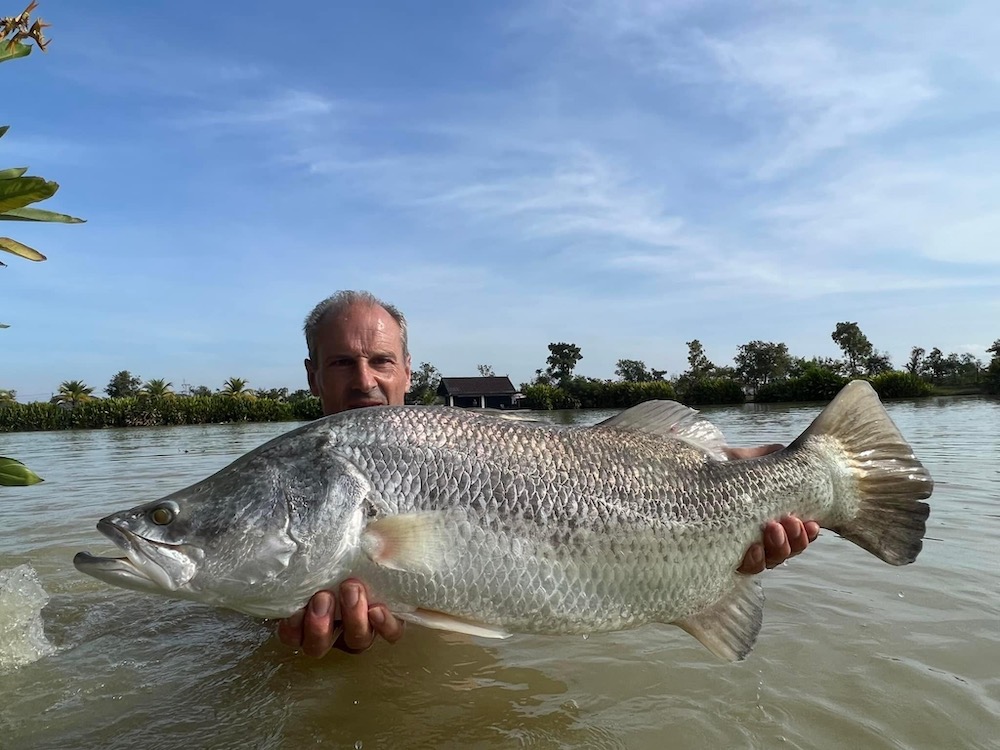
[0,564,57,671]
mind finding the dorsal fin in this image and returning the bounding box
[593,400,729,460]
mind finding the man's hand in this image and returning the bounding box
[738,516,821,574]
[724,442,821,574]
[276,579,404,658]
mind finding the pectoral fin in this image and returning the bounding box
[398,607,512,639]
[360,512,455,573]
[673,576,764,661]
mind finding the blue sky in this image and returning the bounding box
[3,0,998,401]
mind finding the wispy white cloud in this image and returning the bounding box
[174,89,339,129]
[699,29,936,179]
[53,31,264,101]
[761,155,1000,266]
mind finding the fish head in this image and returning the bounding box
[74,424,374,618]
[79,498,207,595]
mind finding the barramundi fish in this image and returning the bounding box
[74,380,932,661]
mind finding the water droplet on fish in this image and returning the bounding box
[897,592,904,598]
[581,634,589,640]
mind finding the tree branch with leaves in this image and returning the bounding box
[0,1,84,329]
[1,3,81,484]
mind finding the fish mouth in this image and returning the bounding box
[73,519,194,594]
[72,550,160,592]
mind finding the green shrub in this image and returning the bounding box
[678,377,745,405]
[986,358,1000,395]
[520,380,676,410]
[869,371,933,399]
[755,369,849,403]
[519,384,580,410]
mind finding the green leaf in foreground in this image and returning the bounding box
[0,175,58,213]
[0,456,44,486]
[0,236,45,260]
[0,40,31,63]
[0,206,85,223]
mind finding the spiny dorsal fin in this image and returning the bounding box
[673,575,765,661]
[594,400,730,460]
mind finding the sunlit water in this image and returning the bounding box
[0,397,997,749]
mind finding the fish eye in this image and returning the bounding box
[150,506,175,525]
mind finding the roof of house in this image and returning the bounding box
[437,376,517,396]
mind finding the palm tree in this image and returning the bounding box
[142,378,174,398]
[52,379,94,407]
[221,377,251,397]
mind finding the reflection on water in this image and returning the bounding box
[0,396,998,749]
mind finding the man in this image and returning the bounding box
[277,290,819,657]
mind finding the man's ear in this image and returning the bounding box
[305,358,320,396]
[404,355,412,391]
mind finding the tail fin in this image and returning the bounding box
[791,380,933,565]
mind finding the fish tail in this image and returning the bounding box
[791,380,933,565]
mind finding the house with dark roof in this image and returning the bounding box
[437,376,521,409]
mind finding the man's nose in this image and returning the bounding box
[352,361,377,391]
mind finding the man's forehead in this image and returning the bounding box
[327,303,394,326]
[318,304,403,347]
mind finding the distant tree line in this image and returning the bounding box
[0,371,326,432]
[3,328,998,432]
[514,323,1000,409]
[0,394,322,433]
[101,370,317,403]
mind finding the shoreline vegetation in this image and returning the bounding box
[0,393,324,433]
[0,371,995,434]
[3,325,999,434]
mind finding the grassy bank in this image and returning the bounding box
[0,395,323,433]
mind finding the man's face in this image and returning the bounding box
[305,303,412,416]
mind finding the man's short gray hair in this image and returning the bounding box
[303,290,409,363]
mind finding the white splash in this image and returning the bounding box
[0,564,57,671]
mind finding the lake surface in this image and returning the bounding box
[1,397,997,749]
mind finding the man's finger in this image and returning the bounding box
[763,520,792,568]
[369,605,406,644]
[339,580,374,652]
[781,516,809,556]
[737,542,766,574]
[277,608,305,647]
[804,521,821,542]
[302,590,337,658]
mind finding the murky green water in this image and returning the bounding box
[1,397,997,749]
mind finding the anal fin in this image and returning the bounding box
[397,607,512,639]
[673,576,764,662]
